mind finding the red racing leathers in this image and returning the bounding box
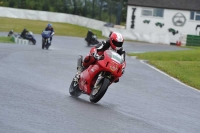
[82,40,126,83]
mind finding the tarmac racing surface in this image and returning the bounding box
[0,33,200,133]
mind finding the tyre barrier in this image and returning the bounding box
[14,37,29,45]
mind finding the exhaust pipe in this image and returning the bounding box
[77,55,83,70]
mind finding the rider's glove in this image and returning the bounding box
[93,52,101,60]
[90,47,101,60]
[51,32,55,37]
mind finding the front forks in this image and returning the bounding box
[73,55,83,82]
[94,72,103,89]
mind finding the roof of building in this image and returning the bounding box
[128,0,200,11]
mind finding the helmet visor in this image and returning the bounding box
[112,40,123,47]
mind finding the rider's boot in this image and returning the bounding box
[73,66,85,82]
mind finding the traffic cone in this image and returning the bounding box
[179,41,182,46]
[176,41,181,46]
[176,41,179,46]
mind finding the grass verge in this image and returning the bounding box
[0,36,15,43]
[0,17,106,39]
[128,47,200,90]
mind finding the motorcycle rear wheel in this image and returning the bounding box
[90,78,110,103]
[69,80,82,97]
[87,42,90,47]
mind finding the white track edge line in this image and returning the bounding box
[138,59,200,92]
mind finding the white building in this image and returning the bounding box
[126,0,200,44]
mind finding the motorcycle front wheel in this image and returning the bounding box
[42,39,45,49]
[90,78,110,103]
[69,80,82,97]
[45,43,50,50]
[32,38,36,45]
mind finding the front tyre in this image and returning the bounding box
[69,80,82,97]
[42,39,45,49]
[32,38,36,45]
[46,45,49,50]
[90,78,110,103]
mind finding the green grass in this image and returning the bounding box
[0,36,15,43]
[128,47,200,90]
[0,17,105,39]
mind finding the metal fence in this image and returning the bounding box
[186,35,200,46]
[0,0,123,25]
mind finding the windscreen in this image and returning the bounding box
[42,31,51,35]
[106,50,123,64]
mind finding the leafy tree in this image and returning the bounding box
[0,0,127,24]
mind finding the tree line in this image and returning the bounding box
[0,0,127,25]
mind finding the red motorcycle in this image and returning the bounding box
[69,49,126,103]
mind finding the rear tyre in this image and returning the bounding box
[87,42,90,47]
[69,80,82,97]
[90,78,110,103]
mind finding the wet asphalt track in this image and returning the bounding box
[0,33,200,133]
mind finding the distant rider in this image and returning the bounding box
[20,28,29,39]
[45,23,55,46]
[8,30,14,37]
[74,32,126,83]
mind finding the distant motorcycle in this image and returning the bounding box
[26,31,36,45]
[85,30,99,46]
[85,34,99,46]
[41,31,52,49]
[7,30,20,38]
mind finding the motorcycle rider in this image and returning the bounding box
[8,30,14,37]
[85,30,99,45]
[20,28,29,39]
[44,23,55,46]
[20,28,36,45]
[74,32,126,83]
[85,30,94,44]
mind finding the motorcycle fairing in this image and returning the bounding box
[78,50,124,94]
[79,64,102,94]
